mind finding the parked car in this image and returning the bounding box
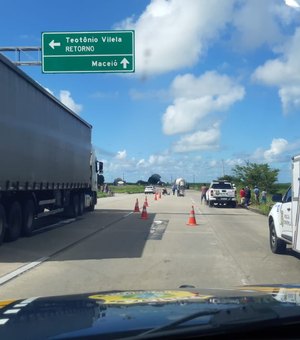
[144,185,155,194]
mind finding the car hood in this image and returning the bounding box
[1,284,300,339]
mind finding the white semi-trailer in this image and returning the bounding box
[0,54,102,244]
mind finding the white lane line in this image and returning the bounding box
[0,258,48,286]
[13,303,28,308]
[21,297,38,304]
[0,319,9,325]
[4,309,20,314]
[123,212,133,218]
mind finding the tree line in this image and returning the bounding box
[220,161,280,193]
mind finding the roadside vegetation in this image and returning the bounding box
[191,162,290,216]
[98,184,145,197]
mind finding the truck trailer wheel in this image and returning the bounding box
[78,193,84,216]
[6,201,22,242]
[0,204,6,245]
[269,220,286,254]
[22,200,35,236]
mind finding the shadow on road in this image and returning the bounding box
[0,209,156,264]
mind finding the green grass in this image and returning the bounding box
[103,185,145,195]
[236,183,290,216]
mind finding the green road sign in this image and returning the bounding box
[42,31,135,73]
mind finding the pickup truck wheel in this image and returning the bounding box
[0,204,6,245]
[6,201,22,241]
[270,220,286,254]
[22,200,35,236]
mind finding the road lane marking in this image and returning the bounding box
[0,319,9,325]
[123,212,133,218]
[20,297,38,304]
[0,210,134,287]
[0,257,48,286]
[4,309,20,314]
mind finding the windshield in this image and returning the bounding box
[1,0,300,337]
[211,184,232,189]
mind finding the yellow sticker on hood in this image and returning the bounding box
[89,290,212,305]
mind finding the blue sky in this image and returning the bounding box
[1,0,300,184]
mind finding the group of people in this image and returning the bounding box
[199,183,267,207]
[239,186,267,208]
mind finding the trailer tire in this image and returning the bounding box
[0,204,6,245]
[22,200,35,236]
[87,193,96,212]
[6,202,22,242]
[72,194,80,217]
[270,220,286,254]
[87,202,95,212]
[78,193,84,216]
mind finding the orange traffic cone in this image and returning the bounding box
[186,206,198,226]
[133,198,140,212]
[145,196,149,207]
[141,204,148,219]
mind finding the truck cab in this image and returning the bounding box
[268,155,300,254]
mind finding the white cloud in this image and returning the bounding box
[232,0,284,50]
[284,0,300,9]
[172,124,220,153]
[264,138,289,162]
[162,71,245,135]
[118,0,235,76]
[59,90,83,114]
[252,28,300,113]
[115,150,127,160]
[251,138,300,163]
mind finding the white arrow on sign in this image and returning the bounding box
[120,58,130,69]
[49,40,61,50]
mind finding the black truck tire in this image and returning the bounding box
[269,220,286,254]
[6,201,22,241]
[22,199,35,236]
[78,193,84,216]
[72,194,80,217]
[0,204,6,245]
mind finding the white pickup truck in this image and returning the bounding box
[206,180,237,208]
[268,154,300,254]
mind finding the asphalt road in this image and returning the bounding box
[0,190,300,300]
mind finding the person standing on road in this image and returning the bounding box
[240,187,246,206]
[244,186,251,208]
[172,184,177,195]
[254,185,260,204]
[200,184,208,204]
